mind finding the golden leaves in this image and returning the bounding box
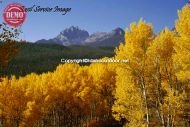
[176,5,190,38]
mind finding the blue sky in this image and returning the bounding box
[0,0,187,42]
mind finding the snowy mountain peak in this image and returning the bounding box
[64,26,81,33]
[84,27,124,46]
[36,26,124,46]
[54,26,89,45]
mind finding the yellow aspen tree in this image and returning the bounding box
[147,29,186,126]
[174,5,190,81]
[88,61,116,120]
[113,20,154,127]
[0,77,27,127]
[112,68,146,127]
[174,4,190,125]
[21,73,49,127]
[51,64,93,125]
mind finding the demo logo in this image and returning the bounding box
[3,3,26,27]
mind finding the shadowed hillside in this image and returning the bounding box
[0,43,115,76]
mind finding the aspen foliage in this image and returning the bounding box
[175,5,190,81]
[112,68,146,127]
[0,63,117,127]
[113,20,154,127]
[147,29,186,126]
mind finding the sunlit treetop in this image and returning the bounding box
[176,4,190,38]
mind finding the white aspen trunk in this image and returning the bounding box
[141,77,150,127]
